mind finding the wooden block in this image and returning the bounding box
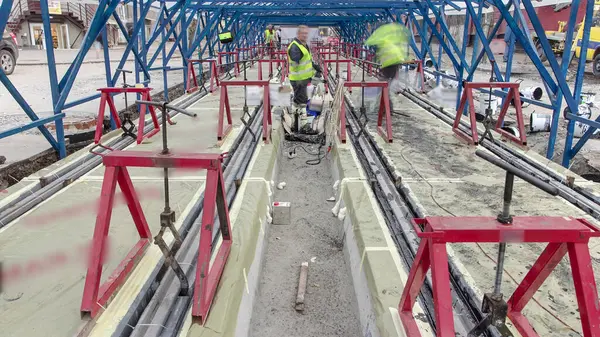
[295,262,309,312]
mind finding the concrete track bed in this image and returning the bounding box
[0,69,260,337]
[248,140,362,337]
[368,92,600,337]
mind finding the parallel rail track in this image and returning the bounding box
[325,71,486,336]
[327,54,600,336]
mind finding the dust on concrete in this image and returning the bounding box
[249,140,362,337]
[380,87,600,336]
[421,51,600,178]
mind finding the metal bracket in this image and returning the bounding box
[154,209,189,296]
[121,112,137,140]
[240,104,257,142]
[356,105,369,139]
[467,293,514,337]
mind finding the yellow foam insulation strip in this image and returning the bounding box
[176,123,278,337]
[333,136,434,337]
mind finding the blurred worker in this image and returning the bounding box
[365,22,409,111]
[276,27,282,49]
[265,25,276,57]
[287,25,323,106]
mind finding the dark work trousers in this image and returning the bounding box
[291,79,311,105]
[378,64,400,112]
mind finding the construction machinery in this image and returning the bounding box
[532,1,600,76]
[531,21,567,62]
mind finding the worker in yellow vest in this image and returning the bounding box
[265,25,276,57]
[287,25,323,105]
[365,22,409,111]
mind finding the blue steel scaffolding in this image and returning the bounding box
[0,0,596,168]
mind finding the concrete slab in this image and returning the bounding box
[0,67,270,337]
[374,92,600,337]
[0,179,202,337]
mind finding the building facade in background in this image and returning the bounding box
[6,0,158,50]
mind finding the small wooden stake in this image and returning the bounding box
[295,262,309,312]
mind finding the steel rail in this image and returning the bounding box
[399,87,600,220]
[124,104,265,337]
[0,61,256,227]
[109,76,268,336]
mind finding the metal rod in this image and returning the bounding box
[494,243,506,296]
[501,172,514,221]
[475,150,559,196]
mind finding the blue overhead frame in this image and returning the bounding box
[0,0,595,168]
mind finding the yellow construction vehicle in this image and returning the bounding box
[573,2,600,76]
[531,21,567,62]
[532,1,600,76]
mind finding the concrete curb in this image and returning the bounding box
[330,138,434,337]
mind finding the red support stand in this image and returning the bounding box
[218,52,239,76]
[236,47,252,62]
[187,59,219,93]
[322,59,352,93]
[218,80,272,143]
[257,59,288,82]
[81,151,232,323]
[402,59,425,93]
[80,160,151,318]
[272,51,287,60]
[320,51,339,62]
[366,52,375,76]
[398,216,600,337]
[453,82,527,146]
[339,81,393,143]
[94,87,160,145]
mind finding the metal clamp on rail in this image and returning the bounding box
[89,142,114,157]
[116,68,137,140]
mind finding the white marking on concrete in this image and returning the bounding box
[243,268,250,294]
[365,247,392,252]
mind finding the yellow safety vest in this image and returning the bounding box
[365,23,409,68]
[265,29,274,43]
[287,40,314,81]
[378,42,406,68]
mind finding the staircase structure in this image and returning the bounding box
[7,0,97,47]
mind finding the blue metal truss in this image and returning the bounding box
[0,0,595,168]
